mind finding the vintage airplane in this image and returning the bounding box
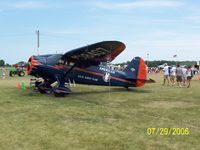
[27,41,148,97]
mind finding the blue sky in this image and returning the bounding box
[0,0,200,64]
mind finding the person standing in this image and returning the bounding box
[1,67,6,79]
[170,65,176,85]
[162,63,170,86]
[186,66,193,88]
[182,66,187,86]
[176,64,183,87]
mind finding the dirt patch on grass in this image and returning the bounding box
[142,101,195,109]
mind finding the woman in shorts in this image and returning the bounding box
[186,66,193,88]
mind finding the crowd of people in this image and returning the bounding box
[162,63,194,88]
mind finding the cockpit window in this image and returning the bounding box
[46,54,63,65]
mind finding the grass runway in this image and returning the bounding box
[0,74,200,150]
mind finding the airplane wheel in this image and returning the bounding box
[52,87,71,97]
[35,81,42,88]
[38,88,47,94]
[53,91,66,97]
[37,82,52,94]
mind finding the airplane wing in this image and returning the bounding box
[61,41,125,64]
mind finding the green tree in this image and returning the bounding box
[0,59,5,66]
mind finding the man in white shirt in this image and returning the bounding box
[182,66,187,86]
[170,66,176,85]
[162,63,170,86]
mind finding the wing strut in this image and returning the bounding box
[63,63,77,78]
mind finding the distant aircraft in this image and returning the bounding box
[27,41,148,97]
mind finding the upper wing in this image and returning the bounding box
[61,41,125,64]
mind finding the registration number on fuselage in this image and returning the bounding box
[77,75,98,82]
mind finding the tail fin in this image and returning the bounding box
[124,57,147,87]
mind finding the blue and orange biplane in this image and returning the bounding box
[27,41,149,97]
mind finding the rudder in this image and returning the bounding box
[124,57,147,87]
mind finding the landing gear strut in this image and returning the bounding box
[36,76,72,97]
[37,79,53,94]
[52,75,72,97]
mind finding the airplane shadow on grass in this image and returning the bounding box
[71,87,152,96]
[68,87,152,105]
[23,86,152,102]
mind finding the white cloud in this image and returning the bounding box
[0,1,52,11]
[129,30,200,50]
[13,1,48,9]
[119,31,200,61]
[44,29,87,35]
[93,0,185,10]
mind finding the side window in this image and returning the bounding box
[69,62,75,66]
[58,59,64,65]
[64,60,74,66]
[46,54,63,65]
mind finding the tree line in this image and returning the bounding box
[0,59,11,67]
[116,60,197,67]
[0,60,5,66]
[146,60,197,67]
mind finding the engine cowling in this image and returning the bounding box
[27,56,40,75]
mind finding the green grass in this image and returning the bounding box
[0,74,200,150]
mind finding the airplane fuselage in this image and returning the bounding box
[31,63,136,88]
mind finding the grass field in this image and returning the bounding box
[0,74,200,150]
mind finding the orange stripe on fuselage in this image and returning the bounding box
[52,65,133,84]
[75,68,133,84]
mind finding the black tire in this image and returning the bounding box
[53,91,66,97]
[38,87,47,94]
[35,81,42,88]
[9,71,15,77]
[18,71,25,77]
